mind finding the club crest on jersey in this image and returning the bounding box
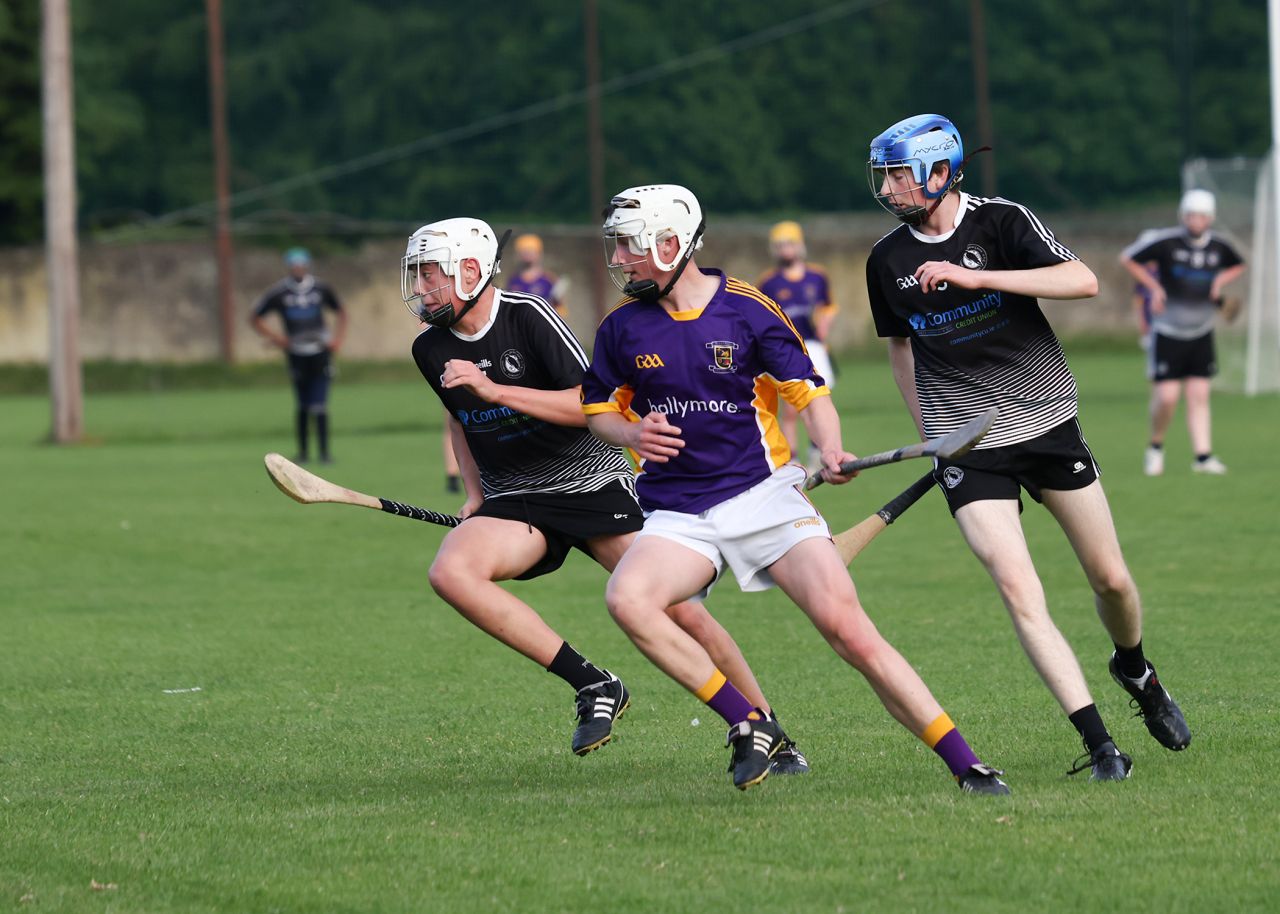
[500,349,526,379]
[635,353,666,369]
[943,466,965,489]
[961,244,988,270]
[706,341,739,373]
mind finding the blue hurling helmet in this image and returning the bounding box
[867,114,965,226]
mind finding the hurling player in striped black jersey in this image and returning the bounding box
[865,114,1191,780]
[403,217,802,767]
[1120,189,1246,476]
[583,184,1008,794]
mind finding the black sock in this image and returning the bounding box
[295,408,309,459]
[1195,453,1211,463]
[1148,441,1163,450]
[1113,640,1148,679]
[315,410,330,459]
[546,641,608,691]
[1068,704,1112,753]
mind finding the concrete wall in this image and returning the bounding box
[0,208,1181,364]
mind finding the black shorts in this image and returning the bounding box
[472,480,643,580]
[933,417,1100,515]
[1149,331,1216,381]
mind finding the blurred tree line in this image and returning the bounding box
[0,0,1268,245]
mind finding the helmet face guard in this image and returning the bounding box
[601,190,704,302]
[867,114,965,226]
[401,223,511,327]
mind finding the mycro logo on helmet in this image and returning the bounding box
[913,138,957,154]
[635,353,665,369]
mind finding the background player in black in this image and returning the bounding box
[864,114,1191,781]
[1121,189,1246,476]
[402,218,805,766]
[250,247,348,464]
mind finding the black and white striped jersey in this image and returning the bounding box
[866,193,1081,449]
[412,289,635,500]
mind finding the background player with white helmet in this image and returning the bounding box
[864,114,1191,781]
[584,184,1008,794]
[757,221,838,471]
[403,216,807,769]
[1120,189,1246,476]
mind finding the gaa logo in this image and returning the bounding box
[961,244,988,270]
[635,353,665,369]
[942,466,965,489]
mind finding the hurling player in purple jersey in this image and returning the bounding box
[866,114,1190,781]
[507,234,569,317]
[402,217,803,765]
[757,221,838,471]
[1121,190,1246,477]
[582,184,1008,794]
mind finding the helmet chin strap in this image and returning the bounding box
[423,230,513,328]
[623,219,706,302]
[895,146,992,227]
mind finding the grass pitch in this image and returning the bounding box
[2,348,1278,912]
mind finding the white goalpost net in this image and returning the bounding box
[1182,156,1280,395]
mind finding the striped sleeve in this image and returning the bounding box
[728,279,829,408]
[991,197,1079,268]
[506,290,589,387]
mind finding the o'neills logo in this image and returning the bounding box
[646,396,740,417]
[793,517,822,528]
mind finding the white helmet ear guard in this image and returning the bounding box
[402,218,511,326]
[601,184,705,300]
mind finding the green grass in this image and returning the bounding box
[2,349,1278,912]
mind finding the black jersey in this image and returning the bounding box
[253,276,342,355]
[412,289,635,500]
[1121,228,1243,340]
[866,193,1081,449]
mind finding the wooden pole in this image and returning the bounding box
[584,0,608,323]
[41,0,83,443]
[206,0,235,362]
[968,0,997,195]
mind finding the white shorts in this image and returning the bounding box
[637,464,831,599]
[807,340,835,390]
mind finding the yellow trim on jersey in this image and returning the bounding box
[778,379,830,410]
[726,278,810,352]
[665,306,705,321]
[750,376,792,469]
[582,384,640,418]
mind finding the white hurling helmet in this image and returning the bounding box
[402,217,508,326]
[601,184,705,299]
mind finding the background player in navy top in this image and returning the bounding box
[1121,189,1246,476]
[250,247,348,464]
[507,233,569,317]
[584,184,1008,794]
[403,217,801,764]
[866,113,1190,780]
[757,220,838,470]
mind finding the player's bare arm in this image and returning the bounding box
[440,358,587,427]
[797,395,858,484]
[249,314,289,349]
[446,416,485,518]
[1210,262,1246,301]
[915,258,1098,299]
[886,337,925,439]
[1120,257,1168,313]
[586,410,685,463]
[330,307,350,354]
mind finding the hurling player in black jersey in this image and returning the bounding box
[250,248,348,464]
[864,114,1191,781]
[402,217,808,770]
[1121,189,1246,477]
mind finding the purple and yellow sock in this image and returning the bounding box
[920,712,981,779]
[694,670,759,726]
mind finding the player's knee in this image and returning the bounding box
[1088,563,1135,602]
[606,580,661,632]
[820,604,883,671]
[427,553,471,602]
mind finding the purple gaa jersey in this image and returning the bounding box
[507,270,565,314]
[755,265,834,341]
[582,269,829,514]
